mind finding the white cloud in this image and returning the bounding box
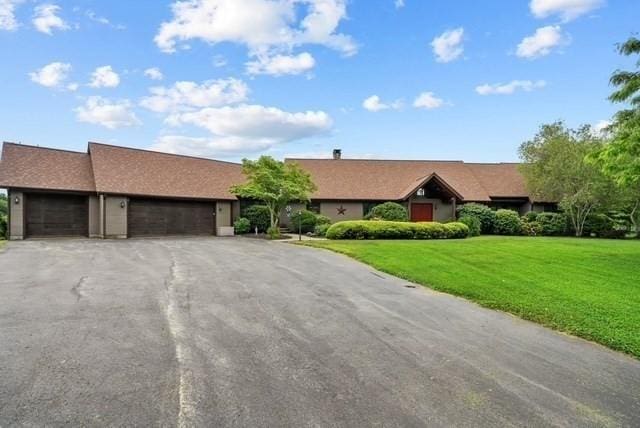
[592,119,612,137]
[0,0,23,31]
[530,0,604,22]
[66,82,79,91]
[85,10,126,30]
[144,67,164,81]
[394,0,405,8]
[89,65,120,88]
[431,27,464,63]
[212,55,227,68]
[75,96,141,129]
[362,95,402,112]
[140,78,249,113]
[156,104,332,155]
[32,4,69,35]
[154,0,357,71]
[413,92,444,109]
[475,80,547,95]
[516,25,569,59]
[29,61,71,88]
[246,52,315,76]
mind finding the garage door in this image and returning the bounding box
[128,198,215,237]
[26,193,88,237]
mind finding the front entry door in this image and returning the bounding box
[411,203,433,222]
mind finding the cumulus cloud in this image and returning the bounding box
[516,25,569,59]
[475,80,547,95]
[155,104,332,156]
[75,96,140,129]
[89,65,120,88]
[530,0,604,22]
[394,0,405,8]
[431,27,464,63]
[140,78,249,113]
[413,92,444,109]
[362,95,402,112]
[32,3,69,34]
[29,61,71,88]
[85,9,125,30]
[154,0,356,76]
[144,67,164,81]
[0,0,23,31]
[246,52,315,76]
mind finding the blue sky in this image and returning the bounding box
[0,0,638,162]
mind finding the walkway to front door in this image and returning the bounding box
[411,203,433,222]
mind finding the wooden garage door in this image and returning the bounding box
[128,198,215,237]
[26,193,88,237]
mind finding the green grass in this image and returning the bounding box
[305,236,640,358]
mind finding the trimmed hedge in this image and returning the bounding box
[457,203,496,234]
[494,209,522,235]
[234,217,251,234]
[459,215,481,237]
[290,210,332,233]
[314,223,331,237]
[536,212,568,236]
[243,205,271,232]
[325,220,469,240]
[365,202,409,221]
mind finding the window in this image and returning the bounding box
[307,201,321,214]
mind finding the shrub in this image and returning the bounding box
[243,205,271,232]
[0,214,6,239]
[536,212,568,236]
[521,220,543,236]
[267,225,280,239]
[365,202,408,222]
[493,209,522,235]
[523,211,539,222]
[233,217,251,234]
[457,203,496,234]
[582,213,626,238]
[315,214,331,225]
[459,215,481,237]
[289,210,316,233]
[325,220,469,240]
[314,223,331,237]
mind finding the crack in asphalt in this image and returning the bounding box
[71,276,88,302]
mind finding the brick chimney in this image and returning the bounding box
[332,149,342,160]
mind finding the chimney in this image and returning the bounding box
[332,149,342,160]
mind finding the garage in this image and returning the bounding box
[128,198,215,237]
[25,193,89,238]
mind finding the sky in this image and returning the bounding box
[0,0,638,163]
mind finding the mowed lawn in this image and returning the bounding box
[305,236,640,358]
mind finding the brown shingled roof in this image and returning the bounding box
[287,158,531,202]
[89,143,243,200]
[0,142,96,192]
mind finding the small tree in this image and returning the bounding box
[519,122,615,237]
[230,156,316,238]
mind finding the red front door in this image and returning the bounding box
[411,203,433,222]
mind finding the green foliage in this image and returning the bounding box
[459,215,481,237]
[233,217,251,234]
[519,122,615,236]
[306,237,640,357]
[365,202,408,221]
[523,211,539,222]
[493,209,522,235]
[290,210,321,233]
[520,220,543,236]
[457,203,496,234]
[267,226,281,239]
[315,214,331,225]
[314,223,331,237]
[583,213,617,238]
[536,212,568,236]
[0,194,7,218]
[242,205,271,232]
[230,156,317,231]
[325,220,469,240]
[0,215,6,239]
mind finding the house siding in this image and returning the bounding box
[8,190,24,240]
[88,195,101,238]
[105,196,128,238]
[216,201,232,229]
[321,201,364,223]
[408,196,455,222]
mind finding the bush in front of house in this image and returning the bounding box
[364,202,408,222]
[520,219,543,236]
[243,205,271,232]
[234,217,251,234]
[325,220,469,240]
[457,203,496,234]
[536,212,568,236]
[290,210,332,234]
[314,223,331,237]
[582,213,626,238]
[493,209,522,235]
[458,215,481,237]
[522,211,539,223]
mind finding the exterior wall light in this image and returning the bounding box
[14,196,20,204]
[120,201,126,208]
[417,188,425,197]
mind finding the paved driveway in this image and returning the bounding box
[0,238,638,427]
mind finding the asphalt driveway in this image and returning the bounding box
[0,238,638,427]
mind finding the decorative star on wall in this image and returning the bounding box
[337,205,347,215]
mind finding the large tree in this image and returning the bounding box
[519,122,614,236]
[230,156,316,237]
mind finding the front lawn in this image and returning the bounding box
[305,236,640,358]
